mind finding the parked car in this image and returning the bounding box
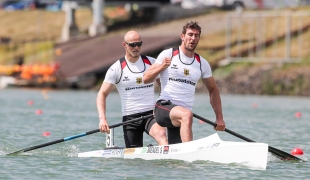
[204,0,301,12]
[0,0,36,11]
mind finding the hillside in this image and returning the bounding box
[0,7,310,95]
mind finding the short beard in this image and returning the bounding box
[129,51,139,58]
[185,45,195,52]
[130,53,139,58]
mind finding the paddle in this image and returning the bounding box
[7,114,153,155]
[193,113,302,161]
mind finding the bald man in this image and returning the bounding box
[97,30,168,148]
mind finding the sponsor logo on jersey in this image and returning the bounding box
[123,76,130,81]
[184,69,189,76]
[125,84,154,91]
[136,77,142,84]
[168,77,196,86]
[124,148,135,154]
[171,64,178,69]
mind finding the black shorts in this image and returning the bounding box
[154,100,177,128]
[122,110,156,148]
[155,100,182,144]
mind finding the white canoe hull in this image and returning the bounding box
[78,133,268,170]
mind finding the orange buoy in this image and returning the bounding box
[291,148,304,155]
[295,112,302,118]
[35,109,43,115]
[42,132,51,136]
[27,100,34,106]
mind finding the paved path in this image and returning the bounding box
[55,7,232,82]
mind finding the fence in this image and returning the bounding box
[224,11,310,64]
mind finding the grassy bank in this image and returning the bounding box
[0,7,129,65]
[1,7,310,95]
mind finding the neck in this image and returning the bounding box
[179,45,195,58]
[126,55,139,63]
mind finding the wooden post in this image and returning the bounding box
[89,0,107,37]
[61,1,79,42]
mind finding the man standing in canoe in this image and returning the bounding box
[143,21,226,144]
[97,30,168,148]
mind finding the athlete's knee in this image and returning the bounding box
[150,125,166,140]
[155,128,168,145]
[157,128,167,139]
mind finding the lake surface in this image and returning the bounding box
[0,88,309,179]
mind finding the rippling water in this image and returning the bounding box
[0,88,309,179]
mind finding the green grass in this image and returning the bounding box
[1,7,310,66]
[196,7,310,66]
[0,6,130,65]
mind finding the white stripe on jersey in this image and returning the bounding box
[104,56,156,116]
[156,47,212,110]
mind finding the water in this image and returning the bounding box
[0,88,309,179]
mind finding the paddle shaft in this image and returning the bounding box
[7,114,153,155]
[193,113,302,161]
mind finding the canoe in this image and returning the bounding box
[78,133,268,170]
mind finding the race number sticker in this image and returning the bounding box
[141,146,164,154]
[146,146,163,154]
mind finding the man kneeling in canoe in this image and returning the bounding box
[143,21,226,144]
[97,30,168,148]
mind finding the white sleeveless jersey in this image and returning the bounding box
[104,55,156,116]
[156,47,212,110]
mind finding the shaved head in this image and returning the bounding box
[124,30,141,43]
[123,30,143,60]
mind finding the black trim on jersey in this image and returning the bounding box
[171,47,202,75]
[116,55,151,84]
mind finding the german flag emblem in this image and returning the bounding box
[136,77,142,84]
[184,69,189,76]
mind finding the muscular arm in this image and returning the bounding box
[143,58,171,84]
[202,77,226,131]
[143,63,163,84]
[97,82,115,133]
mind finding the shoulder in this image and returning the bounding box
[159,48,173,57]
[145,55,156,64]
[199,56,211,67]
[109,60,122,70]
[106,59,123,75]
